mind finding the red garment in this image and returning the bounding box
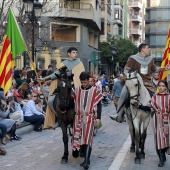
[151,93,170,150]
[13,89,24,101]
[72,86,103,151]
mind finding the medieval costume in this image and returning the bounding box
[151,93,170,167]
[44,59,85,128]
[72,85,103,169]
[110,53,159,122]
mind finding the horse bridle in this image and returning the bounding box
[58,80,73,112]
[126,76,141,101]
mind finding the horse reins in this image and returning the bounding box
[125,76,141,121]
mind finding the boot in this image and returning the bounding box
[80,145,91,169]
[109,111,125,123]
[162,148,167,162]
[158,149,165,167]
[79,145,86,157]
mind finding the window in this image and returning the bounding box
[115,9,119,19]
[51,24,77,42]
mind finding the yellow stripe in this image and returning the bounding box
[4,77,12,95]
[0,44,11,75]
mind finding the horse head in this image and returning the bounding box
[57,72,74,113]
[124,70,141,106]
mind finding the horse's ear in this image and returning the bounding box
[134,71,137,76]
[69,74,74,81]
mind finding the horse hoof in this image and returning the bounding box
[130,147,135,153]
[135,158,141,164]
[140,153,145,159]
[61,158,68,164]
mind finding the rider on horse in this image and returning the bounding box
[110,43,170,123]
[38,47,85,128]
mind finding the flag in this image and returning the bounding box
[0,9,26,96]
[159,26,170,81]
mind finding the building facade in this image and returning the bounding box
[128,0,145,47]
[145,0,170,66]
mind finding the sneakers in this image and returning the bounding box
[11,135,22,141]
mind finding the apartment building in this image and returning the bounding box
[145,0,170,66]
[37,0,101,72]
[128,0,145,47]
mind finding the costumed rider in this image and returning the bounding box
[38,47,85,128]
[109,43,170,123]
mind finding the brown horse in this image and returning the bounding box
[53,72,75,164]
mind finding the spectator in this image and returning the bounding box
[152,72,159,93]
[0,122,8,145]
[112,74,125,110]
[42,81,51,99]
[0,97,21,141]
[13,69,23,89]
[35,99,45,115]
[8,96,24,124]
[24,93,45,132]
[101,75,106,92]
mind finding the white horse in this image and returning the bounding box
[124,71,151,164]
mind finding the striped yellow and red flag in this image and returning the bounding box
[0,9,26,96]
[159,26,170,81]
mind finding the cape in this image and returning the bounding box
[44,59,85,128]
[130,53,153,66]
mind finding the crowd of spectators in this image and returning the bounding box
[0,65,53,154]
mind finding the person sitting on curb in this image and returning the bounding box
[8,96,24,125]
[0,97,21,141]
[24,93,45,132]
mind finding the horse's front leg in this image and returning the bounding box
[61,124,69,164]
[133,121,141,164]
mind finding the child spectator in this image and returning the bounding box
[8,96,24,124]
[35,99,45,115]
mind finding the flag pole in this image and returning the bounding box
[10,8,49,105]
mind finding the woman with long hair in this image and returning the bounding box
[151,80,170,167]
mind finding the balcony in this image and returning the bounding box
[130,15,142,23]
[41,2,101,29]
[134,41,140,47]
[129,1,142,9]
[129,29,142,36]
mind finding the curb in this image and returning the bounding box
[16,124,34,136]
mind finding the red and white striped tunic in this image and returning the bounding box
[151,93,170,150]
[72,86,103,151]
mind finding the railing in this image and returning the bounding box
[129,1,142,9]
[129,29,142,35]
[59,2,93,11]
[130,14,142,22]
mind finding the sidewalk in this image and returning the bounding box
[16,122,34,136]
[109,121,170,170]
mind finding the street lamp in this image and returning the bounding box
[23,0,43,67]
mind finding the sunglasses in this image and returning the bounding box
[33,96,37,97]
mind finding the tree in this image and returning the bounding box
[100,37,138,66]
[0,0,68,46]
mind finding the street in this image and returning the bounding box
[0,103,170,170]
